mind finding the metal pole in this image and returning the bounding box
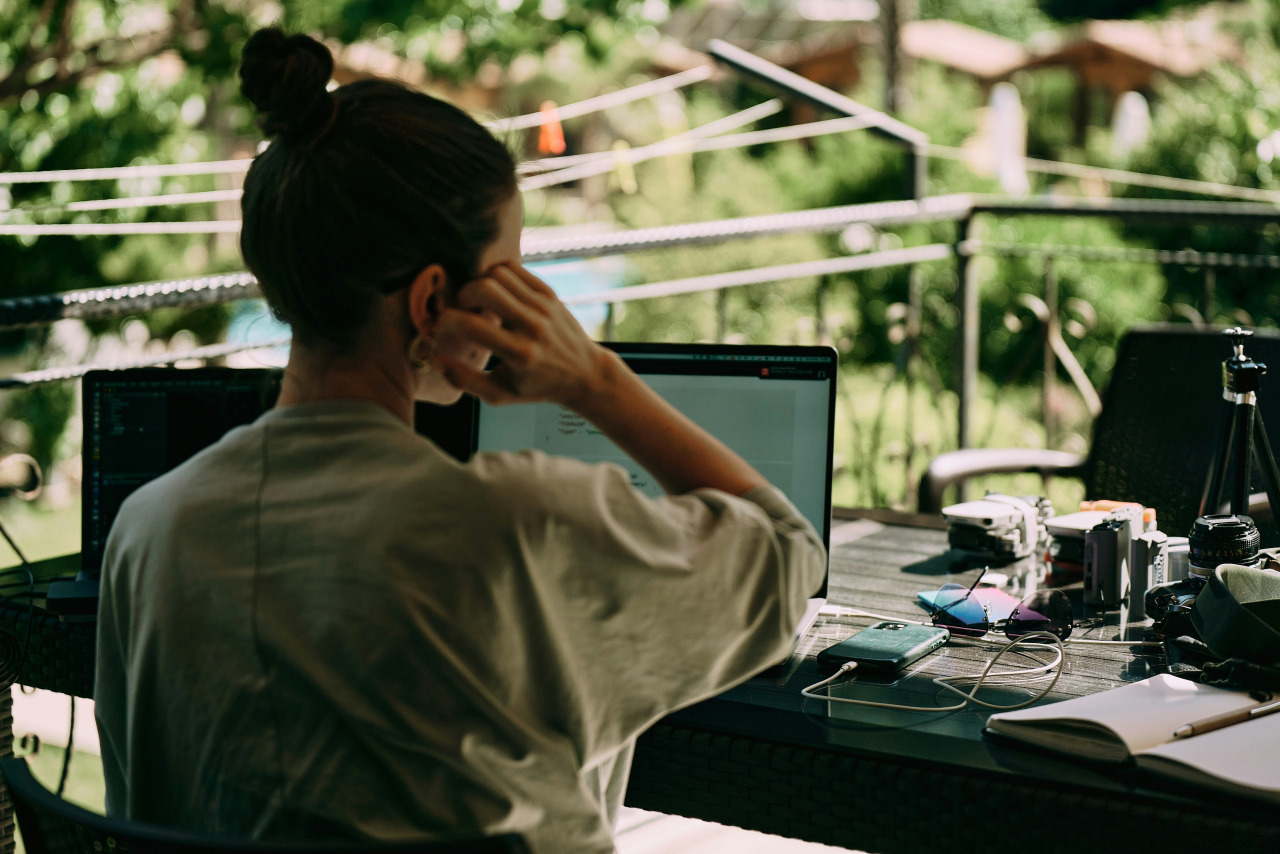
[603,303,616,342]
[956,216,978,458]
[907,142,928,202]
[716,288,729,343]
[815,275,830,346]
[1043,257,1059,449]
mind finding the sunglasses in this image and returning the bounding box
[929,569,1074,641]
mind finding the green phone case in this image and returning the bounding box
[816,621,949,674]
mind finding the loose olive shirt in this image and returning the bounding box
[94,400,825,853]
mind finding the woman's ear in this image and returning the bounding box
[406,264,448,335]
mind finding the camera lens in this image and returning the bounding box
[1187,514,1261,576]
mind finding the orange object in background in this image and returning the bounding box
[537,101,566,155]
[1079,499,1157,527]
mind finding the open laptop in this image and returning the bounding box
[473,342,836,644]
[72,345,836,639]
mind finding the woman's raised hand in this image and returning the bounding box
[433,263,617,409]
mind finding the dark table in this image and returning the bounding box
[624,512,1280,854]
[6,517,1280,854]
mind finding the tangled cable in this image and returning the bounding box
[802,631,1066,714]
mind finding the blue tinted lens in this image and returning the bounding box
[931,583,989,636]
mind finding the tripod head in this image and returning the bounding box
[1223,327,1267,396]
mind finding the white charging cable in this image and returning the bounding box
[817,605,1162,647]
[801,631,1066,713]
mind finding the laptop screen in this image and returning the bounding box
[81,368,280,577]
[474,343,836,595]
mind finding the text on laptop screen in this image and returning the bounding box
[82,369,276,575]
[474,346,835,542]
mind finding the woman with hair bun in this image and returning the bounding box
[94,28,824,854]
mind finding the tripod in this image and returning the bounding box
[1200,327,1280,525]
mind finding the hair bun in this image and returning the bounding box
[239,28,335,140]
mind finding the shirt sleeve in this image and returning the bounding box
[470,450,826,767]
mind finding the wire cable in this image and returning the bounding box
[521,99,791,190]
[0,189,244,220]
[522,112,884,192]
[0,220,241,236]
[518,99,783,175]
[0,335,291,389]
[0,159,253,186]
[0,67,713,187]
[560,244,954,307]
[801,631,1065,713]
[485,65,714,133]
[928,144,1280,204]
[56,698,74,798]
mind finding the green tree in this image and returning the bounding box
[1115,0,1280,327]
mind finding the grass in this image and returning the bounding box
[1,497,80,564]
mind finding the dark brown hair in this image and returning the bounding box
[238,29,517,346]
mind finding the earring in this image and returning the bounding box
[408,334,437,372]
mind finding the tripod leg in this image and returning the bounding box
[1233,401,1257,514]
[1202,402,1239,516]
[1252,409,1280,526]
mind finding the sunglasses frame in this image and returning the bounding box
[928,569,1075,641]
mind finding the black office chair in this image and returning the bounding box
[919,325,1280,543]
[1,758,531,854]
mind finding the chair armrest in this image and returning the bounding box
[918,448,1087,514]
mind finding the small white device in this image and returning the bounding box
[941,493,1050,560]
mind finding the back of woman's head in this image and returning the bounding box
[238,29,517,346]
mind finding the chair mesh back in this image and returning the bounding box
[1081,325,1280,543]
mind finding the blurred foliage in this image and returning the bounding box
[284,0,690,84]
[3,380,76,477]
[918,0,1053,40]
[0,0,688,491]
[1115,0,1280,329]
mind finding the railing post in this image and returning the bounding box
[604,303,616,342]
[907,142,928,201]
[1043,256,1058,449]
[903,265,922,507]
[956,216,978,462]
[815,275,830,346]
[716,289,729,343]
[1204,266,1216,323]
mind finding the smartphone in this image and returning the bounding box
[816,621,950,675]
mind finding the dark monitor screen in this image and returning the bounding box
[81,368,281,577]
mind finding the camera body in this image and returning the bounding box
[1145,574,1209,636]
[1084,508,1172,610]
[1128,531,1170,620]
[1083,510,1139,609]
[941,493,1051,561]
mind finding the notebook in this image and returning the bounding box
[473,342,836,640]
[986,674,1280,804]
